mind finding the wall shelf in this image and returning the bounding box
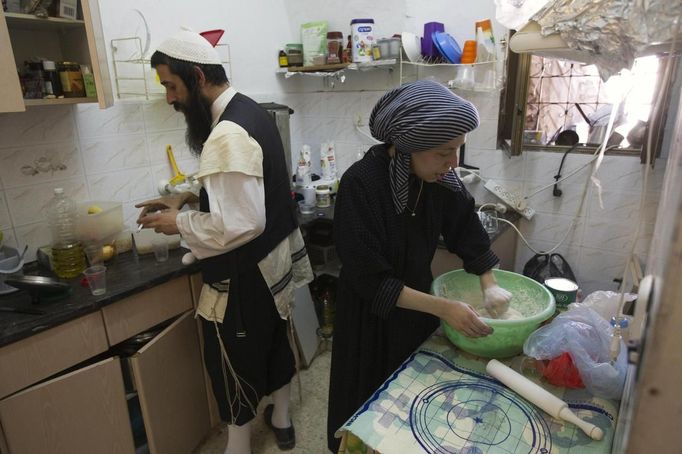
[24,97,98,107]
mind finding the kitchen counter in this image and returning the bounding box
[0,247,199,348]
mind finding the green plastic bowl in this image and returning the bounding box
[431,269,555,358]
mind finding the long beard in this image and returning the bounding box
[174,88,213,156]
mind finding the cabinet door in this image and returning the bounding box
[0,11,25,113]
[0,357,135,454]
[130,311,210,454]
[81,0,113,108]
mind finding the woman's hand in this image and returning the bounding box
[135,193,196,223]
[483,286,512,318]
[439,299,493,338]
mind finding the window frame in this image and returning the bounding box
[497,31,678,163]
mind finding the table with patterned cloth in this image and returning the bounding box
[336,333,618,454]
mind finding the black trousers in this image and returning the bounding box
[201,267,296,426]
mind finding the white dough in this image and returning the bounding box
[485,307,524,320]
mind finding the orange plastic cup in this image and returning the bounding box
[461,40,477,64]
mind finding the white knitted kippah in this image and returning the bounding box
[156,26,221,65]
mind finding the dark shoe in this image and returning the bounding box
[264,404,295,450]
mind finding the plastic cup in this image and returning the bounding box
[84,244,103,266]
[152,238,169,263]
[544,277,579,310]
[83,265,107,296]
[478,210,498,234]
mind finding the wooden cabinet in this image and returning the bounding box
[130,311,210,454]
[0,357,135,454]
[0,276,212,454]
[0,0,113,113]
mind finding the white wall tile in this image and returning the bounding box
[143,99,186,132]
[519,212,584,245]
[88,168,155,203]
[0,142,82,189]
[14,222,51,262]
[1,228,17,249]
[524,151,594,185]
[0,192,12,229]
[595,155,663,194]
[464,149,524,180]
[5,179,88,226]
[146,130,191,164]
[577,247,629,291]
[523,179,592,217]
[587,189,659,222]
[0,105,75,147]
[81,135,148,174]
[582,219,654,257]
[466,119,498,150]
[76,102,145,139]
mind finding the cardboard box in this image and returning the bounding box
[53,0,77,19]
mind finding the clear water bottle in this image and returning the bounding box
[46,188,85,278]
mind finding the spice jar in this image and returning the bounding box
[285,43,303,67]
[58,62,85,98]
[326,31,343,64]
[42,60,63,98]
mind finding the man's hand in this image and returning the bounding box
[137,209,180,235]
[135,193,195,224]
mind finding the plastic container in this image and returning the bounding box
[80,64,97,97]
[350,19,374,63]
[432,269,555,358]
[0,246,24,294]
[77,201,123,245]
[285,43,304,67]
[42,60,63,97]
[315,185,331,208]
[47,188,85,278]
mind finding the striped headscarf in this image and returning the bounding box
[369,80,480,214]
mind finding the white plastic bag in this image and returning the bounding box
[523,306,626,399]
[568,290,636,322]
[494,0,551,30]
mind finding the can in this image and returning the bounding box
[350,19,375,63]
[544,277,579,309]
[58,62,85,98]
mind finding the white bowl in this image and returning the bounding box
[401,32,422,63]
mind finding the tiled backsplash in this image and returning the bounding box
[0,89,667,297]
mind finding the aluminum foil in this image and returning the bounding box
[533,0,682,78]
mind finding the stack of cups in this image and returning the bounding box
[461,40,477,64]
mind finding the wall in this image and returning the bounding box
[0,0,673,297]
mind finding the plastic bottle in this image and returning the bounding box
[278,50,288,68]
[47,188,85,278]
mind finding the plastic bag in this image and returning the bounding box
[568,290,636,322]
[523,306,626,399]
[542,352,585,389]
[523,253,577,284]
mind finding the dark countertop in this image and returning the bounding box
[0,247,199,348]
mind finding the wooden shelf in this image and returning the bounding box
[287,63,350,73]
[24,97,98,107]
[4,12,85,30]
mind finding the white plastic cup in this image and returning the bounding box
[83,265,107,296]
[84,244,103,266]
[302,186,316,206]
[152,238,169,263]
[450,66,475,90]
[477,69,497,91]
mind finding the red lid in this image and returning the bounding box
[199,29,225,47]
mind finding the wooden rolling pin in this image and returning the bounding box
[486,359,604,441]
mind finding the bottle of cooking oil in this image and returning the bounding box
[47,188,85,278]
[319,292,335,339]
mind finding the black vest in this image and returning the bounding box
[198,92,298,284]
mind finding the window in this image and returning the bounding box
[498,35,677,160]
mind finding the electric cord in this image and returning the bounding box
[553,144,581,197]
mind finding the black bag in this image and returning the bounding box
[523,253,577,284]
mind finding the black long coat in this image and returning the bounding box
[326,145,498,452]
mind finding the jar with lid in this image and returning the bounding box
[326,31,343,64]
[316,185,331,208]
[285,43,303,67]
[42,60,63,98]
[58,62,85,98]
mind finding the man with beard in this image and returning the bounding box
[136,27,313,454]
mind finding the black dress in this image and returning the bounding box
[326,145,498,452]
